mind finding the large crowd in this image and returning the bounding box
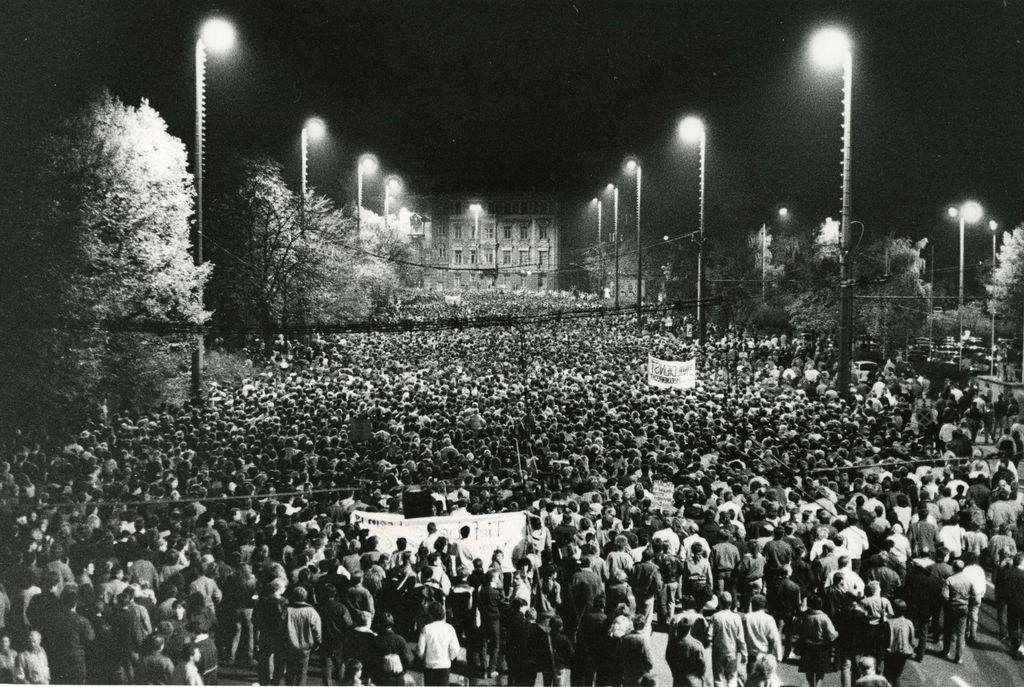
[2,290,1024,687]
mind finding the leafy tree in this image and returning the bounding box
[0,93,206,430]
[854,237,930,357]
[990,225,1024,325]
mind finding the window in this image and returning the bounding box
[485,224,495,239]
[502,250,512,265]
[519,224,529,240]
[454,250,463,265]
[503,202,511,214]
[539,250,549,266]
[452,223,463,239]
[528,201,536,213]
[512,201,520,213]
[519,249,530,264]
[438,246,447,259]
[538,221,549,240]
[539,202,549,214]
[436,224,448,237]
[469,250,477,265]
[503,224,512,240]
[485,252,494,265]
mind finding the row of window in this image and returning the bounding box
[436,223,550,240]
[438,248,550,266]
[444,200,556,215]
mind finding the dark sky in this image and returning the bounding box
[3,1,1023,286]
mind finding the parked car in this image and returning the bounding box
[853,360,879,382]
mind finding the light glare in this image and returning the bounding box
[947,206,959,218]
[200,18,236,53]
[359,155,378,175]
[678,116,705,144]
[810,28,850,68]
[625,159,638,173]
[990,220,999,232]
[304,118,326,140]
[962,201,983,224]
[778,207,789,218]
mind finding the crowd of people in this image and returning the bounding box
[2,290,1024,687]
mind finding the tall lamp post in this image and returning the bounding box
[761,207,789,301]
[591,198,603,296]
[384,176,401,230]
[990,219,999,376]
[192,17,236,399]
[811,27,854,397]
[947,201,984,371]
[356,154,378,235]
[625,159,642,331]
[610,184,620,308]
[301,118,326,200]
[679,116,707,341]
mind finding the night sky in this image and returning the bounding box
[3,1,1023,288]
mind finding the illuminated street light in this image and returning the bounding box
[624,157,642,331]
[679,115,707,341]
[384,175,402,229]
[357,154,378,234]
[192,16,236,398]
[592,197,603,296]
[948,200,985,370]
[809,26,854,396]
[990,219,1000,375]
[778,207,789,219]
[469,202,482,241]
[301,117,326,199]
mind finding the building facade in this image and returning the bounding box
[406,195,560,292]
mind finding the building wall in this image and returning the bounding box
[408,195,560,292]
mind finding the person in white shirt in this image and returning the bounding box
[938,521,965,559]
[839,520,869,572]
[744,594,783,674]
[417,602,460,686]
[652,520,682,557]
[961,552,987,645]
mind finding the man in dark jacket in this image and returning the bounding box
[316,583,352,685]
[475,571,504,678]
[904,558,944,661]
[46,587,94,684]
[1006,553,1024,655]
[631,549,663,635]
[284,586,322,686]
[253,578,288,686]
[572,596,608,687]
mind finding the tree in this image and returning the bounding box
[990,225,1024,322]
[206,157,408,343]
[854,237,930,357]
[0,92,207,429]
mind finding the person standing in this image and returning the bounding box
[744,594,782,676]
[14,630,50,685]
[797,596,837,687]
[475,571,504,679]
[284,586,322,686]
[253,578,288,686]
[665,614,706,687]
[941,559,978,664]
[46,587,93,684]
[416,602,459,687]
[317,583,353,686]
[882,600,915,687]
[707,591,747,687]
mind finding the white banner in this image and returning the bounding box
[350,510,527,572]
[647,355,696,389]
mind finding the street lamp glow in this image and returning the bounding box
[778,207,789,218]
[200,18,236,53]
[359,154,378,175]
[947,206,959,219]
[469,203,482,215]
[625,159,638,173]
[606,183,615,193]
[810,28,851,68]
[678,116,705,144]
[962,201,983,224]
[990,220,999,232]
[386,176,402,194]
[304,117,326,140]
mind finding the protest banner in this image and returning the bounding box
[350,510,527,572]
[647,355,696,389]
[650,480,675,512]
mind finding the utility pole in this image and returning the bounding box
[613,185,620,309]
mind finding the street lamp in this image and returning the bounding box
[948,201,984,370]
[679,115,707,341]
[591,197,603,296]
[356,154,378,234]
[607,183,620,308]
[469,202,482,239]
[301,118,326,200]
[810,26,854,396]
[192,16,236,398]
[625,158,642,331]
[384,176,401,229]
[990,219,1000,376]
[761,207,790,301]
